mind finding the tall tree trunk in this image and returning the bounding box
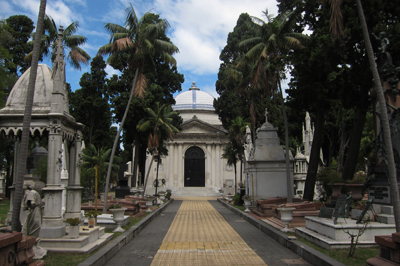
[337,112,348,173]
[11,0,47,232]
[142,155,154,196]
[303,110,325,201]
[131,135,140,187]
[342,96,368,180]
[355,0,400,231]
[278,79,293,203]
[103,68,139,213]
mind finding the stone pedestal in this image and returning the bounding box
[64,186,83,220]
[296,216,396,249]
[39,187,66,238]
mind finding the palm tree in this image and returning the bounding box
[26,15,90,69]
[327,0,400,233]
[11,0,47,232]
[228,116,250,183]
[98,5,178,212]
[222,142,239,194]
[238,10,308,203]
[137,102,180,195]
[81,143,120,195]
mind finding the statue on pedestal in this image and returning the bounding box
[22,185,43,237]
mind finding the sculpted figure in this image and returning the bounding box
[22,185,43,237]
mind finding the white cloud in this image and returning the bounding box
[0,1,13,17]
[150,0,278,79]
[105,64,121,78]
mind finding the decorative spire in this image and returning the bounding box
[51,25,68,114]
[189,82,200,90]
[52,25,65,87]
[265,108,268,123]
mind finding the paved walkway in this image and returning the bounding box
[104,199,311,266]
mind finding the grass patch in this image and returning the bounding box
[41,252,92,266]
[296,235,379,266]
[0,199,9,224]
[0,198,155,266]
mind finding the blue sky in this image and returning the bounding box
[1,0,279,98]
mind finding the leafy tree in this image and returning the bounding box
[98,5,179,211]
[238,9,308,202]
[0,19,16,107]
[137,102,180,194]
[69,55,113,149]
[4,15,34,74]
[228,116,250,183]
[12,0,46,232]
[26,15,90,69]
[222,142,239,193]
[215,13,269,135]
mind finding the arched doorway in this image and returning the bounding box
[184,146,205,187]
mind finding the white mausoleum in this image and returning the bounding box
[145,82,238,197]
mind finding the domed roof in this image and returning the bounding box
[1,64,53,114]
[173,82,215,111]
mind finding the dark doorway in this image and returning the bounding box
[184,146,205,187]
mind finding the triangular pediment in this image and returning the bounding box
[181,119,226,135]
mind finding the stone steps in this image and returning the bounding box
[262,217,284,230]
[40,226,113,253]
[172,187,219,197]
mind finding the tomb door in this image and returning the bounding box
[184,146,205,187]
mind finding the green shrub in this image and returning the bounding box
[316,168,343,201]
[233,193,242,206]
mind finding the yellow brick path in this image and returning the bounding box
[151,200,267,266]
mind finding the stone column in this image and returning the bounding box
[39,124,65,238]
[206,144,212,187]
[7,139,19,224]
[173,143,178,187]
[64,131,83,220]
[178,144,183,188]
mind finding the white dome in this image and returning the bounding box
[1,64,53,114]
[173,82,214,111]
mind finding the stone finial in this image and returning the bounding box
[265,108,268,123]
[189,82,200,90]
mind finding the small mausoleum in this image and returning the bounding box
[144,82,239,197]
[0,27,84,238]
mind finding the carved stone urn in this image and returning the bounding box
[277,207,296,232]
[110,208,127,232]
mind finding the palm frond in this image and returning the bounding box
[97,43,113,56]
[104,23,129,36]
[111,37,134,52]
[64,21,80,37]
[64,35,88,47]
[68,48,90,70]
[134,72,147,98]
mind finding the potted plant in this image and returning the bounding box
[242,195,251,212]
[345,171,366,201]
[165,189,172,200]
[109,204,127,232]
[85,210,101,228]
[65,218,82,238]
[317,168,344,200]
